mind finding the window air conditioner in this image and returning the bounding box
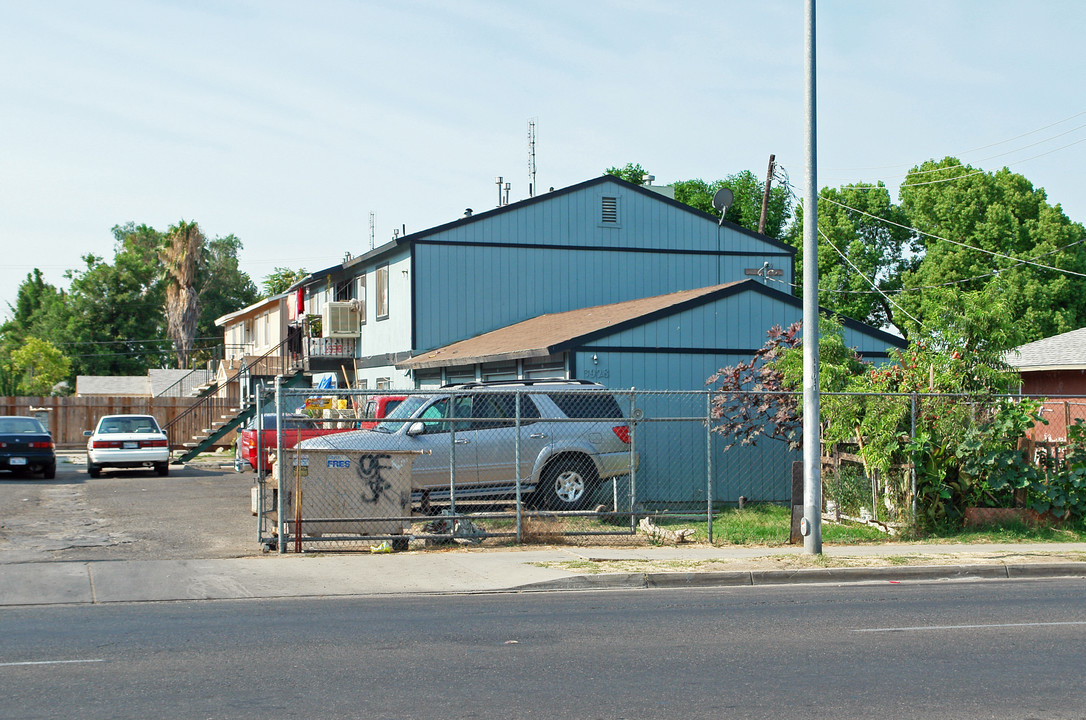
[322,301,361,337]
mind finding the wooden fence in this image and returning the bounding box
[0,396,204,450]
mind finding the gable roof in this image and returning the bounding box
[398,279,904,370]
[148,369,212,397]
[1005,327,1086,371]
[214,292,288,328]
[342,175,796,275]
[76,375,152,397]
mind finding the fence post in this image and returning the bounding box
[706,390,714,544]
[449,392,457,518]
[629,390,638,533]
[515,389,523,544]
[276,376,286,554]
[256,385,264,544]
[910,393,918,527]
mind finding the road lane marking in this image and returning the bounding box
[852,621,1086,633]
[0,659,105,667]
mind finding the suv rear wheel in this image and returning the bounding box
[534,456,599,511]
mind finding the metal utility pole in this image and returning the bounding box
[802,0,822,554]
[758,154,775,235]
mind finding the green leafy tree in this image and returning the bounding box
[785,183,919,332]
[604,163,649,186]
[63,250,169,376]
[674,170,793,240]
[897,158,1086,342]
[10,337,70,396]
[262,267,308,297]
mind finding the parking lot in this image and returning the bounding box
[0,452,259,564]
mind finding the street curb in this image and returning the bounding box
[515,562,1086,592]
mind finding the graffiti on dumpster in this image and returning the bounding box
[356,453,393,504]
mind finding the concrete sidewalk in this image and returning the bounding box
[2,542,1085,607]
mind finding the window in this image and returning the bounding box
[470,393,539,429]
[414,370,442,389]
[548,393,624,419]
[376,377,391,390]
[481,362,517,382]
[357,274,367,325]
[335,278,353,302]
[523,354,567,379]
[419,395,472,433]
[376,264,389,320]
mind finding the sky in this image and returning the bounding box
[3,0,1085,319]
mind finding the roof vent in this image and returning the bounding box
[601,196,619,224]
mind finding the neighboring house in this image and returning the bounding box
[1006,327,1086,442]
[398,279,905,503]
[298,174,801,391]
[76,375,153,397]
[149,369,212,397]
[76,369,212,398]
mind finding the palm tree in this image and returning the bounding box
[160,220,204,368]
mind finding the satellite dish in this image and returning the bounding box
[712,188,734,226]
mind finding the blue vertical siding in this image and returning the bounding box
[567,288,903,505]
[410,178,795,352]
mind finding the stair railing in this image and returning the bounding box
[163,334,300,452]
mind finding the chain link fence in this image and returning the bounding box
[246,385,1077,551]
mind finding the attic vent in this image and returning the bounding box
[601,196,619,224]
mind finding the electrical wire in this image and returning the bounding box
[820,109,1086,173]
[769,233,1086,297]
[818,195,1086,278]
[829,135,1086,192]
[816,227,925,329]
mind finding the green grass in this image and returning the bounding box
[655,503,1086,546]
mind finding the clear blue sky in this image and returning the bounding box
[3,1,1084,318]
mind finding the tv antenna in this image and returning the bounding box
[528,118,537,198]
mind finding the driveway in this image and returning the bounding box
[0,453,259,563]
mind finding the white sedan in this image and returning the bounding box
[85,414,171,477]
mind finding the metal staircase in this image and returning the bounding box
[164,337,309,464]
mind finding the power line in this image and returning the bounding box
[816,226,924,329]
[820,109,1086,173]
[818,195,1086,278]
[45,337,223,347]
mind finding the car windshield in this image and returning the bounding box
[373,395,429,433]
[98,417,160,434]
[0,418,45,434]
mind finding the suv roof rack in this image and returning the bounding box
[440,378,600,389]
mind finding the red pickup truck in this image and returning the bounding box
[358,395,406,430]
[234,414,355,472]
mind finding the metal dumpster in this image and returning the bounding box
[271,448,418,540]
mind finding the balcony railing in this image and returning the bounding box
[305,336,357,359]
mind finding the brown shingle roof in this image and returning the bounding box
[399,282,745,370]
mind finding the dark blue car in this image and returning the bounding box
[0,416,56,479]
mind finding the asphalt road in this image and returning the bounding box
[0,454,258,563]
[2,581,1084,719]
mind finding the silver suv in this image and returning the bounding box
[300,379,637,511]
